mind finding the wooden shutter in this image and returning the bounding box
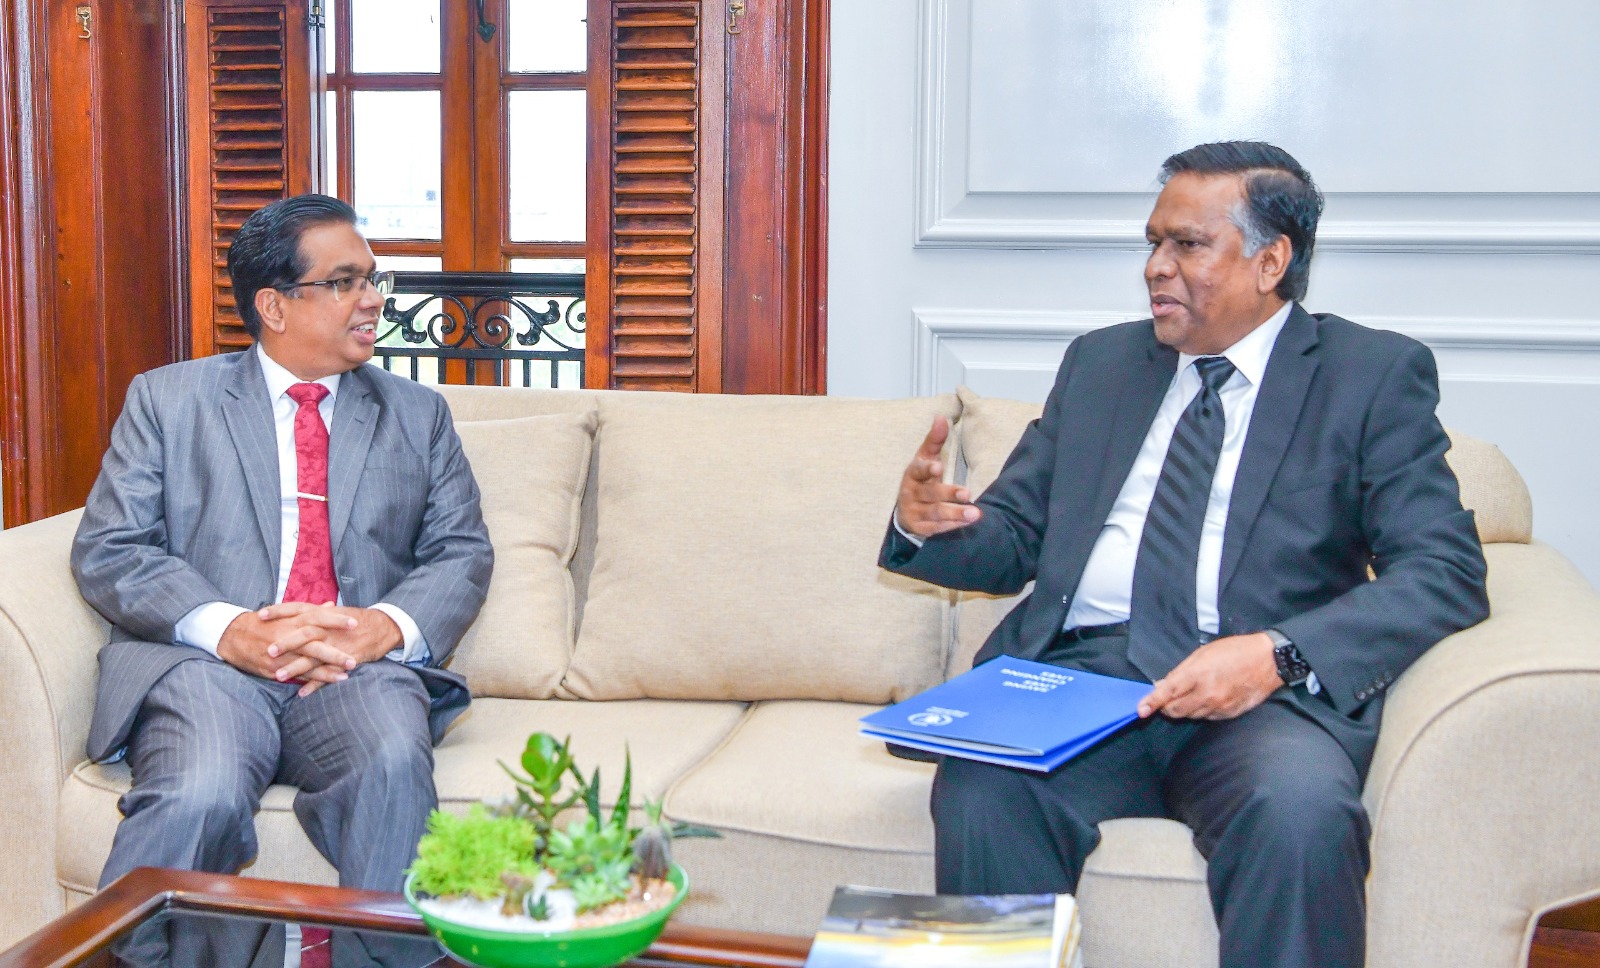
[587,1,720,391]
[184,0,319,357]
[587,0,828,395]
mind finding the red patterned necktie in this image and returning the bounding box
[282,382,338,606]
[300,926,331,968]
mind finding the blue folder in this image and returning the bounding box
[859,657,1151,772]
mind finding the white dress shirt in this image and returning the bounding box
[1064,301,1292,633]
[173,347,428,665]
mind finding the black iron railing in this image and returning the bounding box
[374,271,586,388]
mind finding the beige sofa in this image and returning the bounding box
[3,384,1599,968]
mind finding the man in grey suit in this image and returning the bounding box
[881,143,1488,966]
[72,194,493,967]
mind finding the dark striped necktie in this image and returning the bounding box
[1128,355,1237,681]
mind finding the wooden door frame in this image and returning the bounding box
[0,0,54,526]
[719,0,828,395]
[794,0,829,394]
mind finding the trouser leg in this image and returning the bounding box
[278,661,438,968]
[1166,699,1370,968]
[931,712,1189,895]
[104,657,283,968]
[932,633,1199,895]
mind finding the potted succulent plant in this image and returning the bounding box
[404,732,717,968]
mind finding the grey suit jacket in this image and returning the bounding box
[881,307,1489,770]
[72,350,494,761]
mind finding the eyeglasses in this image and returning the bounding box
[277,269,395,300]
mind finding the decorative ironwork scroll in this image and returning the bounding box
[375,271,586,388]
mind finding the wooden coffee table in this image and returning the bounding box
[0,868,813,968]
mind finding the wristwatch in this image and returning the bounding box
[1265,628,1311,686]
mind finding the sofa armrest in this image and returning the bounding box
[0,509,107,944]
[1363,541,1600,968]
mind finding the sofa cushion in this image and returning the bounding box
[564,393,961,704]
[662,699,1217,962]
[1445,431,1533,544]
[1079,819,1216,968]
[664,700,938,852]
[56,696,747,893]
[436,385,602,423]
[449,411,597,698]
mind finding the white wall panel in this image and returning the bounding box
[919,0,1600,251]
[828,0,1600,585]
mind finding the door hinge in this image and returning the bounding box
[308,1,325,30]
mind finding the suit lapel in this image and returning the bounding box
[1090,331,1178,523]
[1219,304,1320,594]
[327,367,379,555]
[220,351,281,574]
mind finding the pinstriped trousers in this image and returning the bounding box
[100,655,442,968]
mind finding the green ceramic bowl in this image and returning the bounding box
[405,867,688,968]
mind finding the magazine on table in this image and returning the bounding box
[803,885,1082,968]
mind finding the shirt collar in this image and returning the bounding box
[1177,300,1294,388]
[256,345,341,405]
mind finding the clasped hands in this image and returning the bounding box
[217,603,403,698]
[896,418,1284,722]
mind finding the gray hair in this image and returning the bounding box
[1229,201,1276,258]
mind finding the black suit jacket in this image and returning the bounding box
[881,306,1489,769]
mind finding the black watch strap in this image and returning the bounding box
[1266,628,1311,686]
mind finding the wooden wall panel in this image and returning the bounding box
[0,0,47,525]
[719,0,827,394]
[92,0,185,483]
[0,0,185,523]
[43,0,104,512]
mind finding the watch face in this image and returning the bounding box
[1274,643,1309,685]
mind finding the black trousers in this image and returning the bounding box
[930,635,1370,968]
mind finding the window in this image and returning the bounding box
[322,0,587,272]
[184,0,826,395]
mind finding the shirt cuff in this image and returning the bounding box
[173,602,251,657]
[372,602,431,666]
[892,509,926,548]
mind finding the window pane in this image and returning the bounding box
[509,257,585,274]
[372,255,444,384]
[325,3,336,73]
[507,0,588,73]
[351,0,440,74]
[323,92,337,196]
[507,91,586,243]
[376,255,443,272]
[352,91,442,240]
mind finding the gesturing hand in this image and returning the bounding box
[1137,632,1283,721]
[896,416,981,538]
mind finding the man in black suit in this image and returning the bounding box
[881,142,1489,967]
